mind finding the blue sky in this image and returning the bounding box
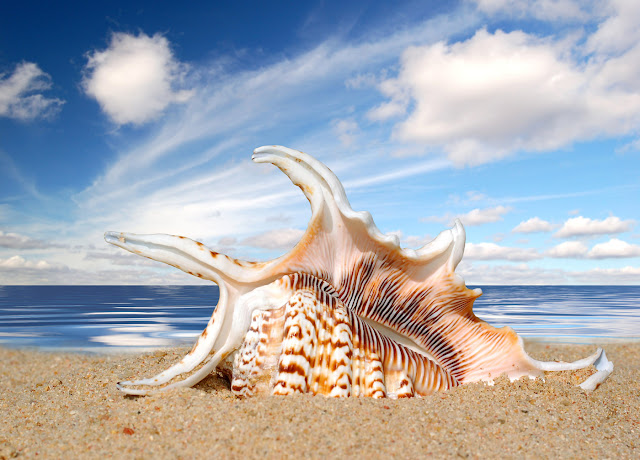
[1,0,639,285]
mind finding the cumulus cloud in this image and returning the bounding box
[547,241,588,258]
[512,217,555,233]
[460,206,511,226]
[241,228,305,251]
[0,255,54,270]
[82,32,193,125]
[0,62,64,120]
[547,238,640,258]
[464,242,541,261]
[555,216,634,238]
[588,238,640,259]
[421,205,511,227]
[371,19,640,165]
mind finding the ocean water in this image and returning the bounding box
[0,285,638,352]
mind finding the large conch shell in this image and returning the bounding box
[105,146,613,397]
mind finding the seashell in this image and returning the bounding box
[105,145,613,397]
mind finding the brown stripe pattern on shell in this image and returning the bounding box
[229,273,457,397]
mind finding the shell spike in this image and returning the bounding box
[114,277,298,395]
[252,145,350,223]
[450,219,466,270]
[114,287,233,395]
[104,231,269,284]
[116,344,233,395]
[527,347,614,391]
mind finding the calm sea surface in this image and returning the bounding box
[0,285,638,352]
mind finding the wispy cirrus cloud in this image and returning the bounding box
[69,11,477,262]
[471,0,591,21]
[78,11,477,208]
[8,2,635,287]
[0,62,64,120]
[0,150,46,200]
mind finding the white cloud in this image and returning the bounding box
[546,238,640,258]
[421,205,511,227]
[76,12,472,215]
[0,62,64,120]
[458,261,566,284]
[555,216,634,238]
[471,0,590,21]
[512,217,555,233]
[241,228,305,251]
[367,99,407,121]
[0,230,55,249]
[0,255,54,270]
[30,7,636,286]
[547,241,588,258]
[0,261,209,285]
[616,137,640,154]
[371,23,640,165]
[82,32,193,125]
[588,238,640,259]
[569,266,640,284]
[585,0,640,55]
[460,205,511,226]
[460,261,640,285]
[464,242,541,261]
[385,230,433,249]
[465,191,486,202]
[402,234,434,249]
[85,250,159,267]
[332,118,360,147]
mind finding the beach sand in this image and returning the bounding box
[1,342,638,459]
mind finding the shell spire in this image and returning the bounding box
[106,145,612,396]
